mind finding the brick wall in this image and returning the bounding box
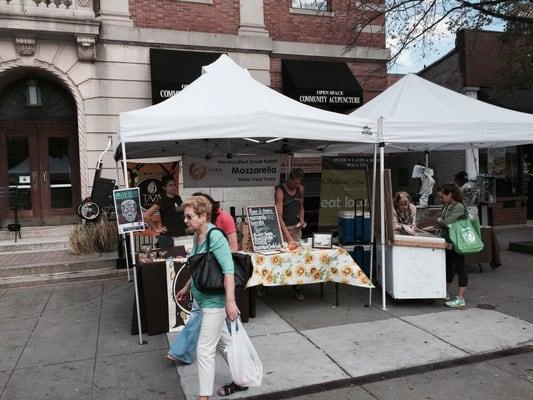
[264,0,385,47]
[491,199,528,226]
[419,51,463,92]
[457,30,509,88]
[387,73,403,87]
[129,0,240,34]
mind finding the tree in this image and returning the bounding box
[348,0,533,68]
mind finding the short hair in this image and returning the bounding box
[437,183,463,202]
[181,195,212,219]
[289,168,305,181]
[161,175,175,187]
[192,192,219,223]
[393,191,411,209]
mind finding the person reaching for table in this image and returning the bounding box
[392,191,417,235]
[192,192,238,252]
[275,168,305,300]
[175,196,246,399]
[275,168,306,245]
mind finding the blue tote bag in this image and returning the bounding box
[168,301,202,364]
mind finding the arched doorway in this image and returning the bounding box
[0,74,80,226]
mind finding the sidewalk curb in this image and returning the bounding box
[236,345,533,400]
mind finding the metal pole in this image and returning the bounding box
[425,151,429,168]
[367,142,378,307]
[121,140,146,345]
[116,153,131,282]
[378,117,387,310]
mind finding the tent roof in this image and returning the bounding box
[333,73,533,153]
[116,55,376,160]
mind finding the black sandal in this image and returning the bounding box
[217,382,248,397]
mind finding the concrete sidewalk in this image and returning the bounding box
[173,226,533,399]
[0,227,532,400]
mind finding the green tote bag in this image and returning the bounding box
[447,218,484,255]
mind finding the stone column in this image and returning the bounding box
[239,0,269,37]
[98,0,133,26]
[463,86,480,181]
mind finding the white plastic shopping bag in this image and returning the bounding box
[225,318,263,387]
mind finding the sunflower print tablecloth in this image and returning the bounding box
[246,246,374,288]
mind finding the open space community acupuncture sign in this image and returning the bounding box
[113,188,145,234]
[318,156,370,228]
[246,205,284,253]
[183,155,280,188]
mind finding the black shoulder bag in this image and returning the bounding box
[188,228,252,294]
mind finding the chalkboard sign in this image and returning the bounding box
[246,205,284,253]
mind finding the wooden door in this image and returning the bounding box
[37,121,80,221]
[0,121,79,225]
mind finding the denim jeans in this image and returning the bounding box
[168,301,202,364]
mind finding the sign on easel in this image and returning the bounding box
[113,188,145,234]
[246,205,284,253]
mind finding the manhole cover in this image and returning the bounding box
[477,304,496,310]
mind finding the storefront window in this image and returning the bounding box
[291,0,330,11]
[479,147,522,197]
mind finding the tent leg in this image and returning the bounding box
[378,118,387,311]
[123,234,131,282]
[122,141,146,345]
[116,158,131,282]
[367,143,378,308]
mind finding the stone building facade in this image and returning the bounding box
[0,0,389,226]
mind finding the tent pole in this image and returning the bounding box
[121,141,146,345]
[425,151,429,168]
[378,118,387,311]
[367,142,378,307]
[116,158,131,282]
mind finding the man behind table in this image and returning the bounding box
[275,168,305,300]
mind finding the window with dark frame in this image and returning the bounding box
[291,0,330,11]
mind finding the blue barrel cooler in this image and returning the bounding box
[338,211,356,245]
[355,212,372,244]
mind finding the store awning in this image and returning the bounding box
[282,59,363,113]
[150,49,221,104]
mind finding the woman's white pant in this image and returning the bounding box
[197,308,231,396]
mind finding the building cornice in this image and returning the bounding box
[0,12,100,37]
[99,24,390,62]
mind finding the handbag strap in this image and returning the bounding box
[204,227,229,253]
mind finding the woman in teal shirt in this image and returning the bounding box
[437,183,468,309]
[175,196,245,399]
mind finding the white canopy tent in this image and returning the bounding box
[115,55,382,344]
[116,54,377,160]
[322,73,533,154]
[320,73,533,309]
